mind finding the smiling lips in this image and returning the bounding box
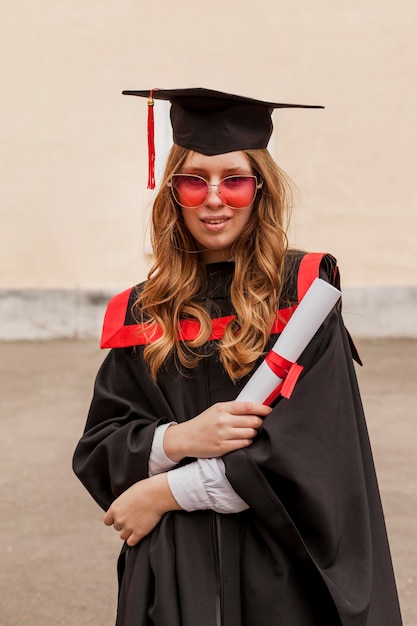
[200,217,231,232]
[201,216,230,225]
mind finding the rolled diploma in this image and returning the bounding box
[235,278,341,403]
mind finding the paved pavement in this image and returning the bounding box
[1,339,416,625]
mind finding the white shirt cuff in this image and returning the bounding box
[148,423,178,477]
[167,458,249,514]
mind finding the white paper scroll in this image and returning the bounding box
[235,278,341,403]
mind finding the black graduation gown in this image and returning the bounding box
[73,252,402,626]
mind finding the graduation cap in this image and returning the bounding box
[122,87,324,189]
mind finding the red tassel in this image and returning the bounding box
[147,90,156,190]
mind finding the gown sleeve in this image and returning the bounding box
[72,347,175,510]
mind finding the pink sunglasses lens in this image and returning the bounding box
[218,177,257,208]
[172,176,208,208]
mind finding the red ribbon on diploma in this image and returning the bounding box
[263,351,304,405]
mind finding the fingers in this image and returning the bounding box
[119,526,132,542]
[224,402,272,435]
[240,426,261,440]
[209,401,270,424]
[228,401,272,418]
[103,508,122,533]
[103,506,127,535]
[228,426,260,445]
[217,418,260,438]
[103,511,140,545]
[103,510,114,526]
[223,414,264,434]
[126,532,140,547]
[228,438,255,450]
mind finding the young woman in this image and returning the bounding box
[73,89,402,625]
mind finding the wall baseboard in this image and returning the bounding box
[0,289,110,341]
[341,286,417,338]
[0,287,416,341]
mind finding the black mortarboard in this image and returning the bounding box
[122,88,324,188]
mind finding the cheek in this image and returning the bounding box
[181,208,195,228]
[237,206,255,229]
[180,209,201,239]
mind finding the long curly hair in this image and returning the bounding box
[134,145,293,381]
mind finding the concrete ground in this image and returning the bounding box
[0,339,415,625]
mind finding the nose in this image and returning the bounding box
[205,183,224,208]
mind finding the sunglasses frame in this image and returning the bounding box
[167,173,263,209]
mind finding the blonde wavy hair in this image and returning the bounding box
[134,145,293,381]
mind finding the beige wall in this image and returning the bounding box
[1,2,416,297]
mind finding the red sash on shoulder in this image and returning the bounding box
[100,253,333,349]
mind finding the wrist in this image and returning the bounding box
[150,473,182,514]
[163,422,186,463]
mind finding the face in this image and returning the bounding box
[178,151,256,264]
